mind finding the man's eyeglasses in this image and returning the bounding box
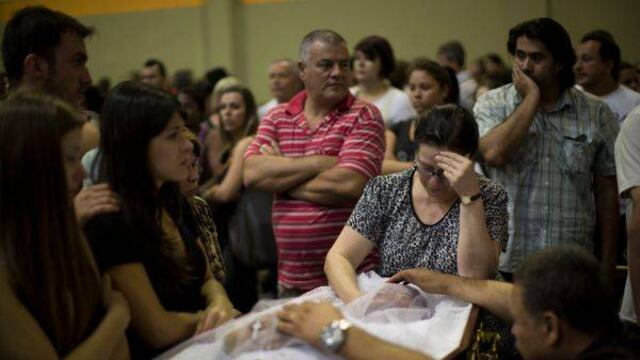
[414,161,447,181]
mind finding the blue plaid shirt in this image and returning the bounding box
[474,84,619,272]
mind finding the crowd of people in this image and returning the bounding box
[1,5,640,360]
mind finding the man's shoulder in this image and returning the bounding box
[577,322,640,359]
[261,102,297,123]
[618,85,640,104]
[569,86,609,110]
[258,98,278,117]
[620,105,640,133]
[476,83,516,106]
[341,97,384,123]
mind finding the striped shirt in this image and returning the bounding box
[474,84,619,273]
[245,91,385,290]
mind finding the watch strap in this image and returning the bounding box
[461,192,482,205]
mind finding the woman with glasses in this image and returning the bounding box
[325,105,508,303]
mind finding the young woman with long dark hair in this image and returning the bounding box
[0,92,130,359]
[84,81,235,358]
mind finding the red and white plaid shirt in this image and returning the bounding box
[245,91,385,290]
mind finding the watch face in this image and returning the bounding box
[321,325,344,351]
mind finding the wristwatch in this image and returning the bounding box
[319,319,352,352]
[460,192,482,205]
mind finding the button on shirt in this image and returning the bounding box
[474,84,619,272]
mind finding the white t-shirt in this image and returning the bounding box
[350,86,416,126]
[459,78,478,111]
[576,85,640,123]
[258,98,278,119]
[615,105,640,323]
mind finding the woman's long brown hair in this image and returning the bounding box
[0,93,103,355]
[216,86,259,158]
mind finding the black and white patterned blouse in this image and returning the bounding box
[347,169,508,276]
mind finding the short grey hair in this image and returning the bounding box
[270,58,298,73]
[299,29,347,63]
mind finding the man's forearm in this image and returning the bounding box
[594,176,620,281]
[339,326,432,360]
[628,199,640,316]
[288,167,368,205]
[243,155,335,192]
[447,278,513,323]
[479,94,538,167]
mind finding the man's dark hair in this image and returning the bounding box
[507,18,576,92]
[414,104,477,156]
[354,35,396,79]
[514,246,619,335]
[2,6,94,86]
[485,53,505,68]
[204,67,229,94]
[581,30,621,81]
[437,41,466,68]
[143,58,167,78]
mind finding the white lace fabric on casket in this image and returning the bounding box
[158,272,472,360]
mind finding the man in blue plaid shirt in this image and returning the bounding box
[474,18,620,280]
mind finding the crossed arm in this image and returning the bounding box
[203,137,254,203]
[243,143,369,205]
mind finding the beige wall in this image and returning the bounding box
[551,0,640,63]
[2,0,639,103]
[80,7,207,84]
[241,0,546,102]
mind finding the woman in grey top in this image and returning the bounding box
[325,105,508,303]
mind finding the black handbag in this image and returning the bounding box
[228,189,278,269]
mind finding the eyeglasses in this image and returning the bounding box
[414,161,447,182]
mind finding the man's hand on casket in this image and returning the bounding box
[387,268,457,295]
[276,302,343,347]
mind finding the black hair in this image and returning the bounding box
[581,30,621,81]
[143,58,167,78]
[2,6,94,86]
[414,104,478,156]
[507,18,576,92]
[437,41,466,68]
[354,35,396,79]
[485,53,505,68]
[98,81,203,296]
[514,246,619,335]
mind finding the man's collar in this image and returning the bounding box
[285,90,355,116]
[511,85,573,113]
